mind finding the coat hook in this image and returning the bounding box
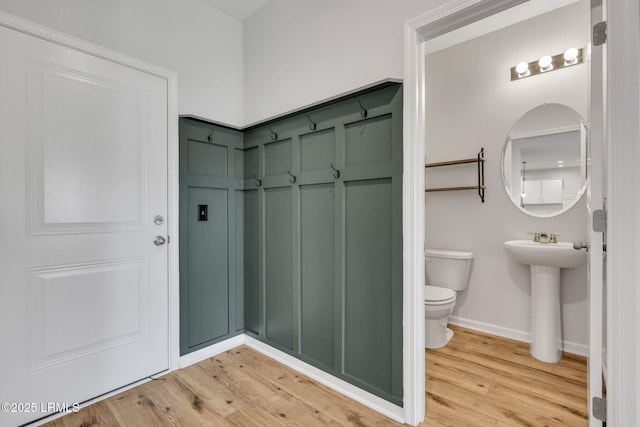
[358,100,368,119]
[287,170,297,184]
[330,163,341,179]
[307,115,317,131]
[207,129,213,142]
[269,127,278,141]
[253,174,262,187]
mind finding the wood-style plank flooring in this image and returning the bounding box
[424,325,587,426]
[44,326,587,426]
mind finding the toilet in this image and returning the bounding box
[424,248,474,349]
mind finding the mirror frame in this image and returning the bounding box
[501,103,588,218]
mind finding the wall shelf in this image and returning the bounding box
[425,147,485,202]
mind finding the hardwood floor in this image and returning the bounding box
[44,326,587,426]
[423,325,588,426]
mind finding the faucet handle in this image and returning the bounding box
[527,231,541,242]
[549,233,563,243]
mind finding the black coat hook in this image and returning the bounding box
[207,129,213,142]
[330,163,341,179]
[358,100,368,119]
[269,127,278,141]
[253,174,262,187]
[307,115,317,131]
[287,170,297,184]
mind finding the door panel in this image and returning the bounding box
[28,58,149,234]
[0,25,168,426]
[29,259,149,371]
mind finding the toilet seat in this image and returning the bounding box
[424,285,456,305]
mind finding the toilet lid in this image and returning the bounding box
[425,285,456,304]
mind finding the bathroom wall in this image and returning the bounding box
[0,0,244,125]
[242,0,452,124]
[424,2,590,352]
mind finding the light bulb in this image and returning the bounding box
[538,55,553,71]
[515,61,529,77]
[564,47,579,65]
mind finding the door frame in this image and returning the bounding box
[605,1,640,425]
[403,0,640,425]
[0,9,181,373]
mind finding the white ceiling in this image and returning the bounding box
[201,0,270,21]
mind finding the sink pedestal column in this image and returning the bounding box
[529,266,562,363]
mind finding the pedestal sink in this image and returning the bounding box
[504,240,586,363]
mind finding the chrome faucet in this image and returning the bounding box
[549,233,562,243]
[527,232,541,242]
[528,232,562,243]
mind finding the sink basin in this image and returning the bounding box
[504,239,587,363]
[504,240,586,268]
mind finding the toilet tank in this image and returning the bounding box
[425,249,473,291]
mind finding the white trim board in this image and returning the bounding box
[178,335,246,369]
[448,316,589,357]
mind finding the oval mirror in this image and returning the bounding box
[501,103,587,217]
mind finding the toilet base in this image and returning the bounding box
[425,320,454,349]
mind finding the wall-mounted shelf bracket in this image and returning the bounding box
[425,147,485,202]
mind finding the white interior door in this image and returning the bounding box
[587,1,606,425]
[0,24,169,426]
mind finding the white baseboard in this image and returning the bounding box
[243,336,405,424]
[448,315,588,357]
[178,334,246,368]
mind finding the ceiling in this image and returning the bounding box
[201,0,270,21]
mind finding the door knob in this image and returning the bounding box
[154,236,166,246]
[573,241,590,251]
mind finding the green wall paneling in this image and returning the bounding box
[179,118,244,355]
[299,182,337,370]
[343,178,394,394]
[242,189,260,335]
[264,186,294,350]
[179,81,402,405]
[242,82,403,405]
[186,186,229,347]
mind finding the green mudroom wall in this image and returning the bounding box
[179,119,245,355]
[179,82,403,405]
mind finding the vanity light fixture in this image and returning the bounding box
[564,47,579,65]
[515,61,530,78]
[538,55,553,72]
[511,47,584,81]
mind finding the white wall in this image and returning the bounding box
[0,0,244,126]
[243,0,450,124]
[424,2,590,350]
